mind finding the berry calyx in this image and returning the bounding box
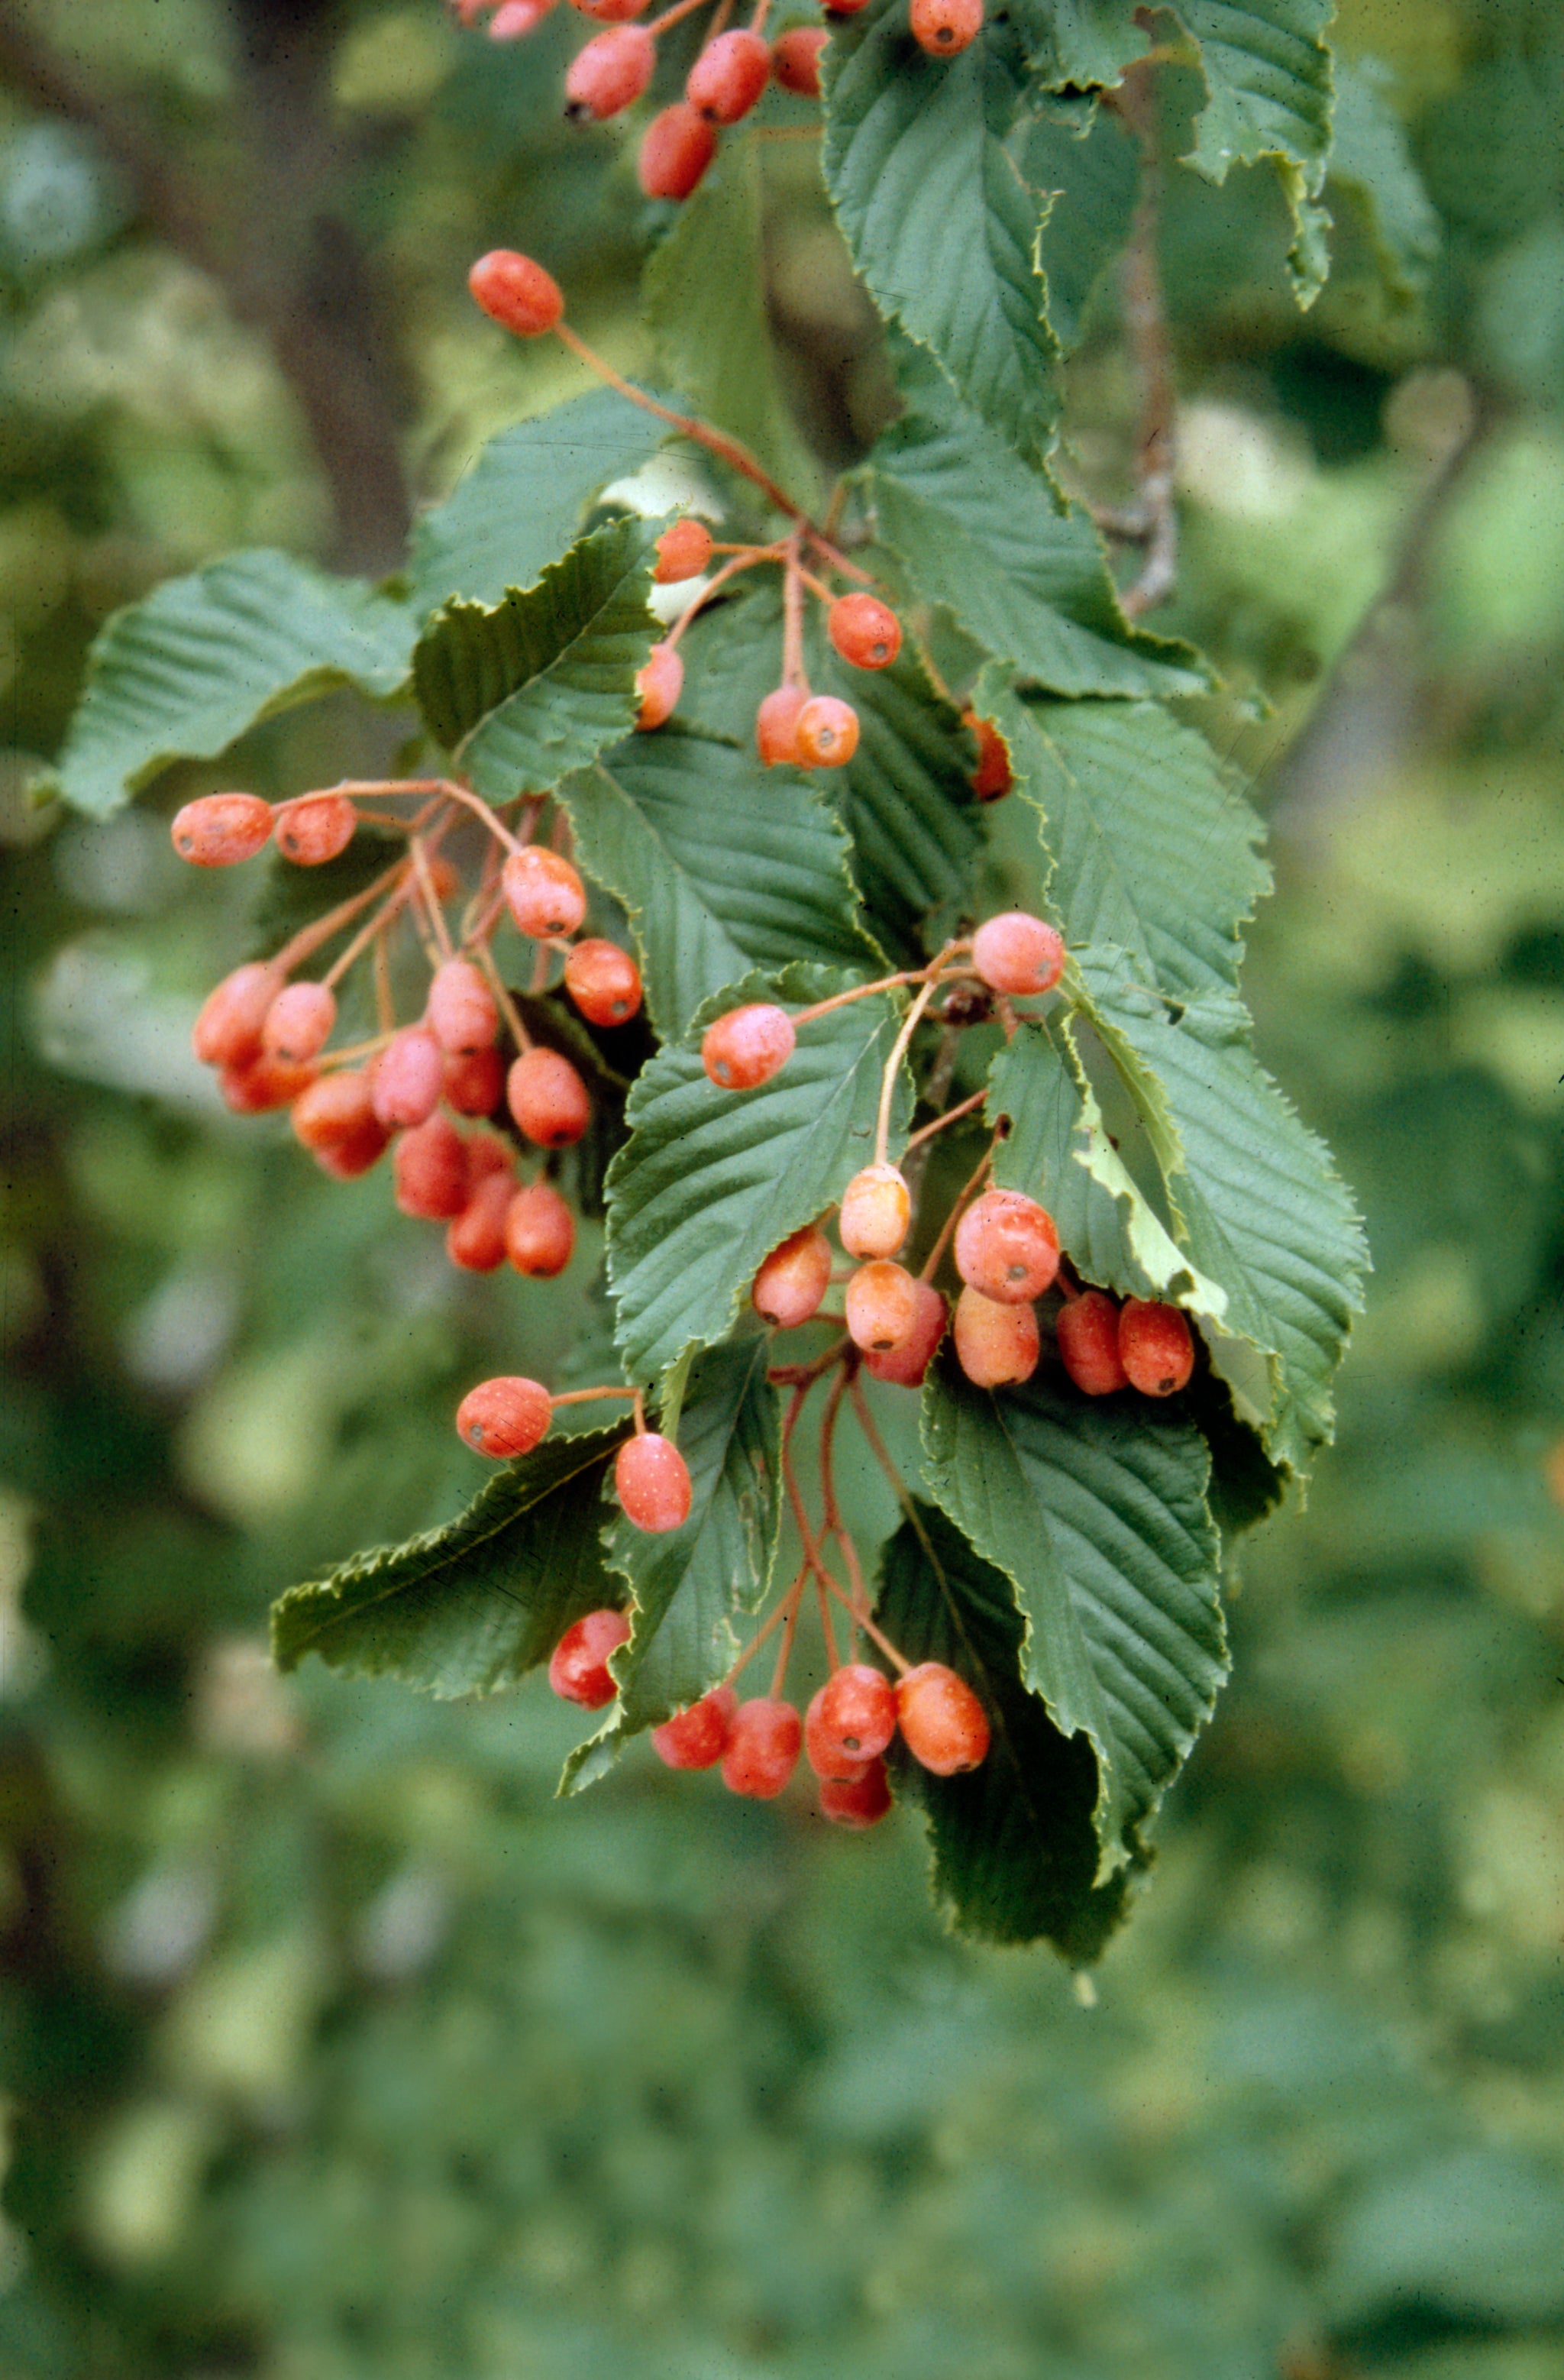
[953,1187,1061,1305]
[456,1374,553,1457]
[755,683,808,766]
[687,27,771,122]
[616,1432,693,1532]
[701,1002,795,1090]
[1118,1298,1195,1397]
[971,911,1066,998]
[564,22,654,116]
[839,1162,911,1260]
[427,958,499,1055]
[502,846,588,940]
[635,640,683,729]
[953,1285,1040,1387]
[752,1224,833,1327]
[564,938,642,1026]
[638,102,717,200]
[394,1114,471,1220]
[548,1607,632,1709]
[863,1280,948,1386]
[261,980,336,1066]
[721,1697,803,1797]
[651,1684,737,1770]
[370,1026,445,1130]
[819,1759,892,1828]
[170,793,273,868]
[963,710,1012,800]
[826,592,902,671]
[845,1259,919,1354]
[910,0,983,53]
[795,694,859,768]
[653,518,714,584]
[468,248,565,337]
[896,1662,990,1773]
[815,1662,897,1762]
[503,1180,576,1277]
[444,1046,505,1117]
[445,1169,515,1271]
[1055,1289,1128,1395]
[771,24,828,94]
[274,794,357,865]
[193,962,280,1068]
[804,1686,871,1783]
[507,1046,592,1146]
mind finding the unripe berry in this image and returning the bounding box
[445,1168,515,1271]
[804,1686,871,1783]
[444,1046,505,1117]
[572,0,647,19]
[193,962,280,1069]
[771,24,828,94]
[394,1114,471,1220]
[170,793,273,867]
[635,640,683,729]
[1118,1298,1195,1396]
[490,0,557,31]
[262,980,336,1066]
[839,1162,911,1260]
[638,102,717,200]
[954,1187,1060,1304]
[370,1026,445,1130]
[456,1374,553,1458]
[910,0,983,53]
[548,1607,631,1708]
[616,1432,693,1532]
[217,1053,317,1114]
[755,683,807,766]
[1056,1289,1128,1395]
[721,1697,803,1797]
[819,1758,892,1827]
[896,1661,990,1773]
[795,694,858,768]
[427,958,499,1055]
[701,1003,795,1090]
[565,22,655,117]
[953,1285,1039,1387]
[752,1224,832,1327]
[564,938,642,1025]
[502,846,588,940]
[687,27,771,122]
[962,710,1012,800]
[468,248,565,337]
[507,1046,592,1146]
[292,1068,377,1153]
[845,1260,919,1354]
[313,1117,392,1179]
[651,1683,737,1770]
[274,794,356,865]
[863,1279,948,1386]
[504,1180,575,1277]
[653,518,714,584]
[815,1661,897,1762]
[826,592,902,671]
[971,910,1066,998]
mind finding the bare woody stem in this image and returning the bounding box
[919,1133,999,1282]
[553,322,804,523]
[874,972,944,1166]
[473,940,534,1054]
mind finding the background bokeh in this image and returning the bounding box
[4,2,1564,2373]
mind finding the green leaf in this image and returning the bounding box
[1327,57,1440,302]
[270,1425,627,1697]
[412,517,659,797]
[1170,0,1336,303]
[37,551,415,821]
[920,1354,1227,1871]
[877,1505,1133,1958]
[1010,0,1151,91]
[1024,96,1142,354]
[606,964,910,1382]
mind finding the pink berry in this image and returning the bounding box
[506,1047,592,1146]
[170,793,273,867]
[273,794,356,865]
[394,1114,472,1221]
[616,1433,693,1532]
[1056,1289,1128,1395]
[952,1285,1039,1388]
[845,1260,918,1355]
[826,592,901,670]
[863,1281,948,1386]
[468,248,565,337]
[444,1046,506,1117]
[261,980,336,1066]
[445,1169,515,1272]
[563,939,642,1026]
[700,1003,795,1090]
[819,1759,892,1828]
[427,959,498,1055]
[456,1374,553,1458]
[752,1224,833,1327]
[292,1069,377,1153]
[687,27,771,122]
[839,1162,910,1260]
[217,1053,317,1114]
[564,22,654,117]
[910,0,983,53]
[895,1661,989,1774]
[370,1026,445,1130]
[192,962,280,1069]
[755,683,808,766]
[548,1607,632,1708]
[638,103,718,201]
[971,911,1066,998]
[953,1188,1060,1305]
[1118,1299,1195,1396]
[805,1685,871,1784]
[502,847,588,940]
[815,1663,897,1764]
[794,695,858,768]
[771,24,827,95]
[503,1181,576,1277]
[653,519,714,584]
[721,1697,803,1797]
[651,1683,737,1770]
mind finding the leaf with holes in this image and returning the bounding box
[1329,57,1441,303]
[1024,96,1142,355]
[1171,0,1336,302]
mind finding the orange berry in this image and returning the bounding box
[755,683,808,765]
[468,248,564,336]
[370,1026,444,1130]
[507,1047,592,1146]
[814,1662,897,1763]
[971,911,1066,997]
[839,1162,911,1260]
[1055,1289,1128,1395]
[805,1686,871,1784]
[862,1280,948,1386]
[635,639,683,729]
[826,592,901,670]
[445,1169,515,1272]
[261,981,335,1066]
[564,938,642,1026]
[687,27,771,121]
[193,962,280,1069]
[273,794,356,865]
[638,102,717,199]
[845,1259,919,1354]
[953,1187,1060,1305]
[701,1002,795,1090]
[456,1374,552,1458]
[616,1433,693,1532]
[503,1180,576,1277]
[572,0,648,18]
[771,24,827,94]
[426,959,498,1055]
[963,710,1012,800]
[502,846,588,940]
[443,1046,505,1117]
[217,1053,317,1114]
[795,694,858,768]
[1118,1299,1194,1396]
[292,1069,376,1153]
[752,1224,833,1327]
[953,1285,1039,1388]
[394,1114,471,1221]
[170,793,273,867]
[653,518,714,584]
[896,1661,989,1773]
[564,21,654,116]
[910,0,983,53]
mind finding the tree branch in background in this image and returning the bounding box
[1101,57,1178,619]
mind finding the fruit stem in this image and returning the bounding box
[781,538,807,689]
[645,0,713,29]
[903,1084,988,1153]
[725,1587,793,1687]
[788,966,931,1029]
[749,0,771,31]
[373,930,396,1033]
[874,972,943,1166]
[819,1570,909,1676]
[409,835,456,962]
[918,1133,998,1282]
[473,940,534,1054]
[321,869,417,991]
[272,852,410,977]
[662,542,784,652]
[553,322,804,523]
[549,1386,640,1408]
[769,1571,804,1699]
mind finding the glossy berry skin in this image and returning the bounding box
[507,1047,592,1146]
[755,683,807,765]
[795,694,859,768]
[444,1046,505,1117]
[445,1170,515,1272]
[971,910,1067,998]
[564,938,642,1025]
[504,1181,576,1278]
[548,1608,632,1709]
[193,962,280,1068]
[897,1662,990,1773]
[721,1697,803,1798]
[616,1433,693,1533]
[701,1003,795,1090]
[819,1758,893,1827]
[687,28,771,122]
[651,1683,736,1770]
[816,1662,897,1763]
[910,0,983,53]
[752,1224,833,1327]
[953,1285,1039,1388]
[427,959,498,1055]
[456,1374,553,1458]
[370,1027,445,1131]
[468,248,565,337]
[502,846,588,940]
[394,1114,471,1221]
[638,102,717,200]
[864,1280,948,1386]
[1119,1298,1195,1397]
[1056,1289,1128,1395]
[805,1687,869,1784]
[171,793,273,867]
[954,1187,1060,1305]
[826,593,902,671]
[262,980,336,1066]
[839,1162,911,1260]
[771,24,828,94]
[274,794,356,865]
[653,518,714,584]
[635,640,683,729]
[218,1053,317,1114]
[963,710,1012,800]
[845,1260,919,1354]
[292,1069,376,1153]
[564,22,654,115]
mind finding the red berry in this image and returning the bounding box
[502,846,588,940]
[795,694,858,768]
[1118,1298,1195,1397]
[910,0,982,53]
[565,21,654,115]
[839,1162,910,1261]
[954,1188,1060,1305]
[217,1053,317,1114]
[962,710,1012,800]
[845,1260,919,1354]
[456,1374,553,1458]
[953,1285,1039,1387]
[313,1117,392,1179]
[896,1662,989,1773]
[616,1432,693,1532]
[292,1068,377,1153]
[273,794,356,865]
[752,1224,833,1327]
[444,1046,505,1117]
[651,1683,737,1770]
[805,1686,869,1784]
[863,1280,948,1386]
[819,1758,892,1827]
[755,683,807,766]
[504,1181,576,1277]
[192,962,280,1069]
[635,640,683,729]
[771,24,827,94]
[394,1114,471,1220]
[469,248,565,338]
[571,0,647,19]
[826,592,902,671]
[971,911,1066,998]
[445,1169,515,1271]
[170,793,273,868]
[426,959,498,1056]
[687,27,771,122]
[261,980,336,1066]
[465,1130,514,1184]
[653,518,714,584]
[563,938,642,1026]
[370,1026,445,1130]
[507,1046,592,1146]
[548,1607,631,1708]
[1056,1289,1128,1395]
[815,1662,897,1763]
[700,1003,795,1090]
[638,102,717,200]
[721,1697,803,1797]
